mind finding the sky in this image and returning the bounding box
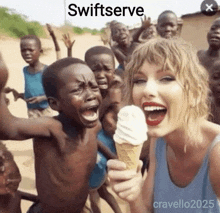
[1,0,217,29]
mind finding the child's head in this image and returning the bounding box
[85,46,115,93]
[125,38,209,138]
[157,10,178,39]
[43,57,102,128]
[20,35,42,65]
[207,18,220,50]
[111,22,132,46]
[210,60,220,102]
[0,141,21,195]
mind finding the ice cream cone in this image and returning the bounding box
[115,141,143,170]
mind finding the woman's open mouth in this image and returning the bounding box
[143,103,167,126]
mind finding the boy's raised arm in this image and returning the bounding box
[46,24,61,60]
[62,33,75,57]
[132,15,151,42]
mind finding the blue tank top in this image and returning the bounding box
[23,66,48,109]
[89,129,116,189]
[154,136,220,213]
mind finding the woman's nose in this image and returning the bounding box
[143,80,157,97]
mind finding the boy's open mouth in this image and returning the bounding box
[81,105,99,122]
[98,80,108,90]
[143,104,167,126]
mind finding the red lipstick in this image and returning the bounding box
[142,102,167,126]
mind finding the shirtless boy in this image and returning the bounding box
[11,35,52,118]
[27,57,102,213]
[110,17,150,70]
[198,17,220,74]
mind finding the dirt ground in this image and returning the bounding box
[0,34,128,212]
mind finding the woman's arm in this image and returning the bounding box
[107,137,156,213]
[209,142,220,199]
[129,137,156,213]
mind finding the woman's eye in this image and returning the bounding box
[160,76,175,82]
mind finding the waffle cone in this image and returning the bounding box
[115,142,143,170]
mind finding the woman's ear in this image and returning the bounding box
[47,97,60,111]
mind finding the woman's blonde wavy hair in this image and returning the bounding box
[124,38,210,140]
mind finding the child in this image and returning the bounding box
[110,17,151,71]
[0,52,66,145]
[209,60,220,124]
[89,75,123,213]
[156,10,179,39]
[107,38,220,213]
[85,46,116,111]
[0,141,38,213]
[12,35,52,118]
[85,46,124,212]
[198,17,220,75]
[26,57,102,213]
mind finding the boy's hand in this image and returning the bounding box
[62,33,75,49]
[141,15,151,29]
[26,96,46,104]
[107,159,144,202]
[4,87,13,94]
[12,90,23,101]
[46,23,54,35]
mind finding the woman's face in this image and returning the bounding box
[132,61,185,138]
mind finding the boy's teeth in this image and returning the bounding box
[144,106,166,111]
[82,109,99,121]
[83,112,98,121]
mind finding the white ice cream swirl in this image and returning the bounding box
[113,105,148,145]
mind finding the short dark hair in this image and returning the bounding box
[20,35,42,49]
[42,57,86,98]
[85,46,115,65]
[158,10,177,22]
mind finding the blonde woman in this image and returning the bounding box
[107,38,220,213]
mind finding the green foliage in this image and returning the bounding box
[0,6,105,38]
[73,26,84,35]
[72,26,103,35]
[0,7,45,38]
[100,28,105,34]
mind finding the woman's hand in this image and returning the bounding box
[107,159,144,202]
